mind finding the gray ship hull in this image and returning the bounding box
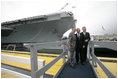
[1,12,75,43]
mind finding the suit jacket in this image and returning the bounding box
[80,32,91,48]
[75,33,83,50]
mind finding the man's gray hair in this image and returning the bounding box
[82,26,86,29]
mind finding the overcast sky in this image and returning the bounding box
[1,0,117,35]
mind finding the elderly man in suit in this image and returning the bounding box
[68,26,76,67]
[80,26,90,65]
[75,28,83,65]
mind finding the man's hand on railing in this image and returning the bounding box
[85,39,88,42]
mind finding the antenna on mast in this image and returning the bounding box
[59,3,69,11]
[102,26,106,31]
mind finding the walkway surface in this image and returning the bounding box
[57,62,96,78]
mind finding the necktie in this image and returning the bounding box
[77,34,80,39]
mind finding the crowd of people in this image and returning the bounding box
[68,26,91,67]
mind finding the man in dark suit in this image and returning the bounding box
[80,27,90,64]
[75,28,83,64]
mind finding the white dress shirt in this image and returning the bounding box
[83,32,86,36]
[77,33,80,38]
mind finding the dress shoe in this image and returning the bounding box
[75,62,79,65]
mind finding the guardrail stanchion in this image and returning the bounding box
[89,42,92,61]
[40,61,45,78]
[91,42,97,67]
[87,44,91,61]
[91,42,94,67]
[30,45,38,78]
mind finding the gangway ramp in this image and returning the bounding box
[57,62,96,78]
[23,41,116,78]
